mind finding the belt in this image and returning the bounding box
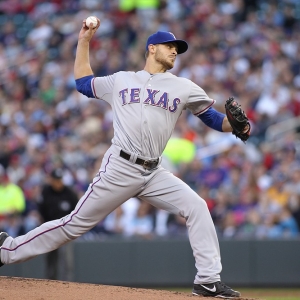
[120,150,159,170]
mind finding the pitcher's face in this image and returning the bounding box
[154,43,178,70]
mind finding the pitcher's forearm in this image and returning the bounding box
[74,39,93,79]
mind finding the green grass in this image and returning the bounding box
[238,288,300,300]
[160,287,300,300]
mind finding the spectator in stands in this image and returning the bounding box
[38,168,78,280]
[0,164,26,238]
[266,173,291,207]
[199,156,229,191]
[290,194,300,231]
[0,164,25,217]
[277,206,299,238]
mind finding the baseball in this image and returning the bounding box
[86,16,97,28]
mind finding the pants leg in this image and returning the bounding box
[1,148,145,264]
[139,167,222,284]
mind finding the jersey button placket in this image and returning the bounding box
[142,75,153,156]
[141,78,149,155]
[142,108,149,152]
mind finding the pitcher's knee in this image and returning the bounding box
[63,222,94,240]
[183,196,209,218]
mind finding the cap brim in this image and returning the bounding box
[161,39,188,54]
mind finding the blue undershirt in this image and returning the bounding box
[75,75,94,98]
[197,107,224,132]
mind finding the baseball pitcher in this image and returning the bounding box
[0,17,250,298]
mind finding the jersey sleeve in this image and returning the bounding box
[91,73,116,104]
[186,81,215,116]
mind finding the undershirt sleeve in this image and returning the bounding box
[76,73,116,104]
[197,107,225,132]
[75,75,94,98]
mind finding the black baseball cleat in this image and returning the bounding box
[192,281,241,298]
[0,232,9,267]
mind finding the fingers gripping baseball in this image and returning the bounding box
[78,16,100,41]
[225,97,251,143]
[84,16,100,30]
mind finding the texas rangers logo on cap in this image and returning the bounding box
[145,31,188,54]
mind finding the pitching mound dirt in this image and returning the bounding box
[0,276,258,300]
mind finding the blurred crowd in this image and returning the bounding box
[1,0,300,241]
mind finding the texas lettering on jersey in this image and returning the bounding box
[119,88,180,113]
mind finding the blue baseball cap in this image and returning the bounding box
[145,31,188,54]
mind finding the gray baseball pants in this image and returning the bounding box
[0,144,221,284]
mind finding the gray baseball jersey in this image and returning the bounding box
[1,70,222,285]
[93,70,214,157]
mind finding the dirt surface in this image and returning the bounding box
[0,276,259,300]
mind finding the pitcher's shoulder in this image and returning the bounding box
[170,73,193,84]
[114,70,140,77]
[114,70,132,76]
